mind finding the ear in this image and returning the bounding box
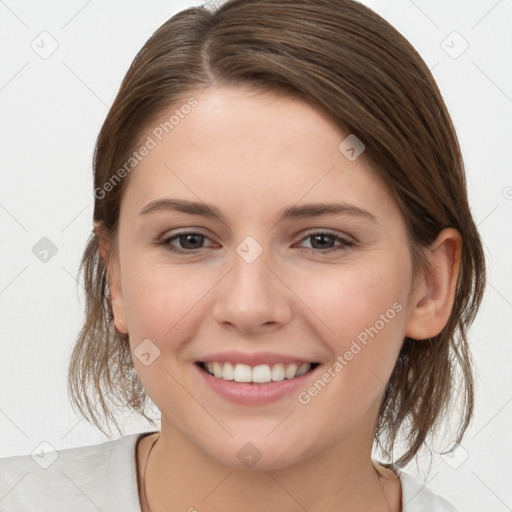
[95,222,129,334]
[405,228,462,340]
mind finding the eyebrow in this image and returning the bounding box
[139,198,377,223]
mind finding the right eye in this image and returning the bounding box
[158,231,218,254]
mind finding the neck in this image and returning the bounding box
[139,418,400,512]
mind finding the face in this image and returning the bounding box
[108,85,420,470]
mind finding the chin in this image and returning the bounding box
[201,436,312,472]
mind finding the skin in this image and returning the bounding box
[101,85,462,512]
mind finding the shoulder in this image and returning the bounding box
[396,468,459,512]
[0,431,154,511]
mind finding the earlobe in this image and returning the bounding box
[405,228,462,340]
[109,268,129,334]
[94,223,129,335]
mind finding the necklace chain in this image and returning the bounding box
[141,433,160,512]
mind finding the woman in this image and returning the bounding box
[0,0,485,510]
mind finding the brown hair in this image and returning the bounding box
[68,0,485,467]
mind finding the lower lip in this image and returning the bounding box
[196,364,318,405]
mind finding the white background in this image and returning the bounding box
[1,0,511,510]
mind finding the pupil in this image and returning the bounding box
[182,234,203,249]
[312,234,332,249]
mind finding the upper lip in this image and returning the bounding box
[198,351,318,366]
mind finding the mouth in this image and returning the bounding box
[197,361,320,384]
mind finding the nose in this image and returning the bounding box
[211,244,292,334]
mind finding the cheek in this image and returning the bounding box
[290,254,411,344]
[122,260,217,349]
[291,255,410,405]
[121,262,215,409]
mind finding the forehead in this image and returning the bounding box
[121,85,399,225]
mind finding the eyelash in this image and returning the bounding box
[157,230,355,255]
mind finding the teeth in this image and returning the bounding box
[296,363,310,377]
[213,362,223,378]
[252,364,272,383]
[203,362,312,383]
[285,363,298,379]
[233,363,252,383]
[271,363,285,381]
[223,362,234,380]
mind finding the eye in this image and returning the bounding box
[296,231,354,253]
[158,231,217,253]
[157,230,354,255]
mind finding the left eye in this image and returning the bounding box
[296,232,354,253]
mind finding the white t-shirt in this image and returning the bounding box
[0,432,458,511]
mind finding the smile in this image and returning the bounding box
[199,361,319,383]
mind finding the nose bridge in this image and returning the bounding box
[212,236,290,331]
[233,241,272,297]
